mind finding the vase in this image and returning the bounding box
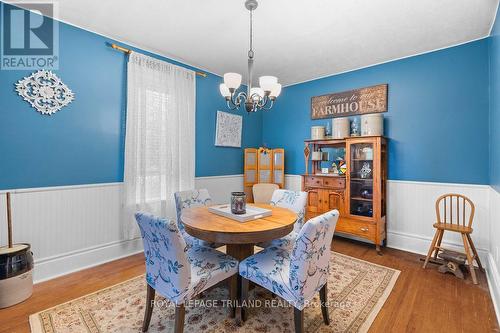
[231,192,247,215]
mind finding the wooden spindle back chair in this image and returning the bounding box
[423,193,483,284]
[436,193,475,229]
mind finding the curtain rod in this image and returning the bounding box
[109,43,208,78]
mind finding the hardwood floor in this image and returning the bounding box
[333,238,499,333]
[0,237,498,333]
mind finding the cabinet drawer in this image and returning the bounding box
[335,218,376,240]
[305,176,323,187]
[323,177,345,189]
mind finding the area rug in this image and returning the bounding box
[30,252,399,333]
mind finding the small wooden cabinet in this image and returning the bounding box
[305,181,346,214]
[304,180,346,218]
[302,136,387,253]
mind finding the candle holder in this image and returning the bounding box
[231,192,247,215]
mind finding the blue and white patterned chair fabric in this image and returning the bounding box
[135,212,238,333]
[257,189,308,250]
[239,210,340,333]
[174,189,220,248]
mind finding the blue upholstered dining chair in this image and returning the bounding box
[257,189,308,249]
[240,210,340,333]
[135,212,238,333]
[174,189,220,248]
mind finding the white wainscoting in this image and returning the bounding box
[386,180,490,264]
[0,175,245,283]
[284,175,491,264]
[488,187,500,320]
[0,184,142,283]
[284,174,303,192]
[194,174,244,204]
[0,174,494,289]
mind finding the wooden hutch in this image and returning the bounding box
[302,136,387,253]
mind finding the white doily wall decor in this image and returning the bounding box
[15,70,75,115]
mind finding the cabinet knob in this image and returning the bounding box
[360,227,368,232]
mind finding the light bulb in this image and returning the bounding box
[259,76,278,92]
[270,83,282,98]
[223,73,242,90]
[250,87,264,101]
[219,84,231,98]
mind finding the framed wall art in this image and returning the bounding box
[214,110,242,147]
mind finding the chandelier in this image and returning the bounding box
[219,0,281,113]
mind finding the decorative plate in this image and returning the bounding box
[15,70,75,115]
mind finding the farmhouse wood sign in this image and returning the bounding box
[311,84,388,119]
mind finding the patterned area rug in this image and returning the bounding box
[30,252,399,333]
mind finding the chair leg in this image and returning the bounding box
[240,277,249,323]
[466,233,484,271]
[461,233,478,284]
[294,308,304,333]
[433,229,444,260]
[142,284,155,332]
[174,304,185,333]
[423,229,440,268]
[319,283,330,325]
[229,275,237,318]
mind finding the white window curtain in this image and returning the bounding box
[122,52,196,239]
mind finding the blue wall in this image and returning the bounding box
[0,3,261,190]
[490,6,500,192]
[262,40,491,184]
[196,76,261,177]
[0,2,496,190]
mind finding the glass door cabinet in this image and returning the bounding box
[303,136,386,253]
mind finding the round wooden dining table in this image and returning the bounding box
[181,203,297,259]
[181,203,297,314]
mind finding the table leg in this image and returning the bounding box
[226,244,254,320]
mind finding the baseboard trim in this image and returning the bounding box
[386,230,488,266]
[488,254,500,322]
[333,229,489,266]
[34,238,143,284]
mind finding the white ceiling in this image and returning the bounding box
[8,0,499,86]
